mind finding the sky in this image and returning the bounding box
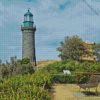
[0,0,100,64]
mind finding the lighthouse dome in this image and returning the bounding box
[24,9,33,16]
[23,8,34,27]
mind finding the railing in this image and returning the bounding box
[21,24,36,28]
[33,24,36,28]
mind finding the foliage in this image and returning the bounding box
[78,74,90,84]
[0,58,35,79]
[0,73,52,100]
[17,57,30,65]
[0,59,2,65]
[65,62,75,71]
[43,60,100,84]
[21,58,30,64]
[56,35,92,61]
[61,59,73,64]
[58,74,76,83]
[1,56,100,99]
[92,43,100,61]
[17,59,22,64]
[61,60,68,64]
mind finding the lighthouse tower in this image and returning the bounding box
[21,8,36,66]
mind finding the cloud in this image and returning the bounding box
[7,46,18,50]
[0,2,5,27]
[0,2,4,11]
[0,0,100,63]
[36,45,60,61]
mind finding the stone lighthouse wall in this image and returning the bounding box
[22,29,35,62]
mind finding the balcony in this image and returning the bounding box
[21,24,36,28]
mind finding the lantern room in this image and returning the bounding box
[23,8,34,27]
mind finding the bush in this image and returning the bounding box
[0,79,3,83]
[22,69,29,75]
[17,59,22,64]
[65,62,75,71]
[22,58,30,64]
[78,74,90,84]
[57,74,76,83]
[95,62,100,72]
[1,64,9,79]
[61,60,68,64]
[17,58,30,65]
[1,62,35,79]
[61,59,74,64]
[0,73,52,100]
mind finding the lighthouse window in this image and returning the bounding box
[29,16,31,21]
[24,16,26,21]
[26,15,29,21]
[31,16,33,21]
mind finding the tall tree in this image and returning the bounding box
[56,35,92,61]
[91,43,100,61]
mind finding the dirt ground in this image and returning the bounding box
[32,60,62,71]
[36,60,62,68]
[48,83,100,100]
[49,83,76,100]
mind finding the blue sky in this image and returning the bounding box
[0,0,100,64]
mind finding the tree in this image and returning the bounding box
[91,43,100,61]
[56,35,92,61]
[0,59,2,65]
[6,60,10,66]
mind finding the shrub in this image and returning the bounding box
[17,58,30,65]
[0,73,52,100]
[0,79,3,83]
[17,59,22,64]
[65,62,75,71]
[21,58,30,64]
[59,65,66,72]
[61,60,68,64]
[61,59,74,64]
[57,74,76,83]
[1,62,35,79]
[22,69,29,75]
[78,74,90,84]
[95,62,100,72]
[1,64,9,79]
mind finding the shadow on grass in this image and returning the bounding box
[48,83,57,100]
[72,91,100,97]
[82,91,100,97]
